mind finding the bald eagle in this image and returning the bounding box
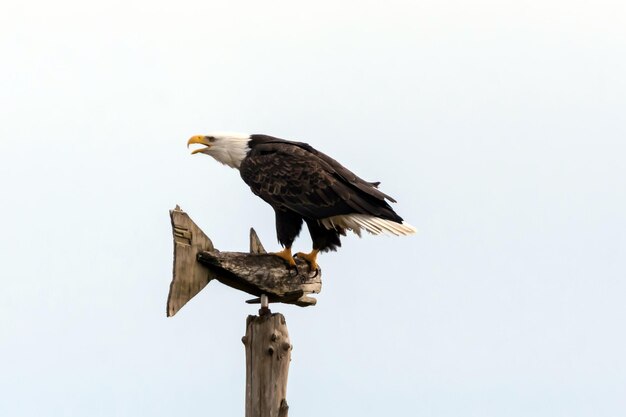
[187,133,415,272]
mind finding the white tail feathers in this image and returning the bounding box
[319,214,417,237]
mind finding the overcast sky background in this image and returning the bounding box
[1,0,625,416]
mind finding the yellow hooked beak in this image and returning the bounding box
[187,135,212,155]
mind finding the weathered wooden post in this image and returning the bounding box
[243,308,291,417]
[167,206,321,416]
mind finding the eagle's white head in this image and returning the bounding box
[187,132,251,169]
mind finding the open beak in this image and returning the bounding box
[187,135,211,155]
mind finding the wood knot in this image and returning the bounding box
[281,342,291,351]
[271,332,279,342]
[241,336,248,345]
[278,399,289,417]
[268,346,274,355]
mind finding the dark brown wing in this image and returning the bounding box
[299,143,397,203]
[240,140,403,222]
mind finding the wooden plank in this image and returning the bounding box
[167,206,216,317]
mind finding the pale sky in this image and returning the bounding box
[1,0,625,416]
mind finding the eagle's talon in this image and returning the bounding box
[295,249,319,275]
[271,247,297,272]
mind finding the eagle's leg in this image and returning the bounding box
[271,247,297,268]
[273,210,303,273]
[295,249,319,275]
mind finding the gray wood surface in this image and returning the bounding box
[250,228,267,254]
[196,251,321,306]
[243,313,291,417]
[167,206,322,316]
[167,206,216,317]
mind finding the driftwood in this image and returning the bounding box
[243,312,291,417]
[167,206,322,317]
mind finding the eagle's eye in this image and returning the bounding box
[206,136,216,142]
